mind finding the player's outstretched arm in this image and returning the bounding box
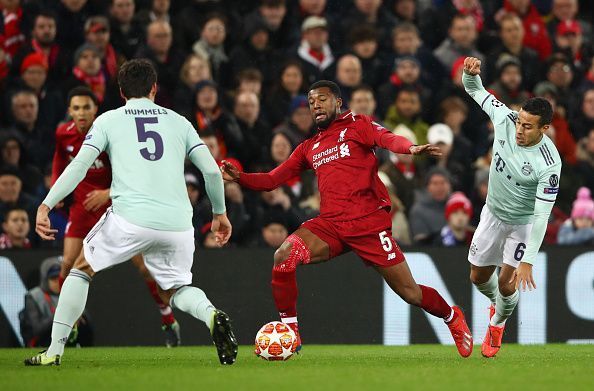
[462,57,512,125]
[221,144,307,192]
[37,146,100,240]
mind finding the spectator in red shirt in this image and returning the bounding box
[499,0,552,60]
[0,206,30,249]
[554,20,593,77]
[0,0,25,60]
[84,16,118,81]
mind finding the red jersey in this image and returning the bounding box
[52,120,112,205]
[239,111,413,221]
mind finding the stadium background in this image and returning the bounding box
[1,0,594,347]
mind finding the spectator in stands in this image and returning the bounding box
[426,123,472,193]
[0,36,8,84]
[485,13,540,90]
[256,211,290,248]
[229,16,281,89]
[341,0,397,52]
[4,90,53,169]
[244,0,296,51]
[434,13,484,73]
[272,95,313,147]
[377,55,430,118]
[547,0,592,47]
[265,60,306,128]
[109,0,144,60]
[84,16,118,82]
[233,91,270,168]
[498,0,552,60]
[334,54,362,105]
[0,0,25,59]
[135,0,172,26]
[488,54,531,107]
[289,0,327,28]
[533,81,577,165]
[192,13,230,86]
[235,68,264,98]
[435,191,474,247]
[389,0,417,24]
[135,20,184,108]
[545,53,574,111]
[570,87,594,140]
[0,135,43,196]
[470,168,488,226]
[192,80,243,160]
[576,128,594,193]
[174,53,211,117]
[0,167,36,233]
[383,86,429,145]
[11,10,71,83]
[14,52,64,130]
[347,24,383,89]
[0,206,30,249]
[557,187,594,245]
[554,20,592,77]
[64,43,109,107]
[390,22,446,90]
[409,167,452,244]
[377,170,411,245]
[296,16,335,85]
[55,0,93,51]
[349,85,378,119]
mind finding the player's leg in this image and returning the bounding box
[130,254,180,347]
[141,228,237,365]
[59,237,84,288]
[469,265,498,307]
[271,223,337,349]
[492,264,519,326]
[25,253,95,366]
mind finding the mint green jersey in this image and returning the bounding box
[84,98,209,231]
[463,73,562,225]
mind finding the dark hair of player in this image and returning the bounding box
[67,86,98,107]
[309,80,341,99]
[521,98,553,128]
[118,59,158,99]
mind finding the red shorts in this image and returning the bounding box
[301,209,405,267]
[64,204,108,239]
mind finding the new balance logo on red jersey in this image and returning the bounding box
[312,142,320,150]
[387,253,396,261]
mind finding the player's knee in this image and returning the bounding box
[469,269,489,285]
[498,279,516,297]
[73,255,95,278]
[272,234,311,272]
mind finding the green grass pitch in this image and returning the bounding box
[2,345,593,390]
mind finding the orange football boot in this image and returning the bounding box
[445,306,473,358]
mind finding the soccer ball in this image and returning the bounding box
[254,321,297,361]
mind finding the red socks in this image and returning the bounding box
[271,268,298,321]
[419,285,452,320]
[145,280,175,325]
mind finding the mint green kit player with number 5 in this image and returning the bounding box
[25,60,238,367]
[462,57,561,358]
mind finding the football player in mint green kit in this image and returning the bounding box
[463,57,561,358]
[25,59,238,366]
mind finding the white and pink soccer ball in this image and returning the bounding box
[254,321,298,361]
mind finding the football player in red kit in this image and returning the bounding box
[222,81,473,357]
[52,87,181,347]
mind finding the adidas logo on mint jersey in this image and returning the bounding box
[499,140,505,147]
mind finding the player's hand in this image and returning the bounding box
[210,213,232,247]
[220,160,240,182]
[463,57,481,76]
[509,262,536,292]
[409,144,442,157]
[83,189,110,212]
[36,204,58,240]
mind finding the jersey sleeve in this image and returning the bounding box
[82,120,108,154]
[357,117,414,154]
[462,73,516,131]
[238,143,308,191]
[184,120,205,155]
[522,163,562,264]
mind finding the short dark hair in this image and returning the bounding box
[351,84,375,96]
[308,80,341,98]
[118,59,157,99]
[4,206,28,220]
[521,97,553,127]
[67,86,98,107]
[34,9,57,25]
[396,85,420,98]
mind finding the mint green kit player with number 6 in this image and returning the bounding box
[25,59,238,367]
[462,57,561,358]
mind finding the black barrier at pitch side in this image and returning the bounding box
[1,248,593,347]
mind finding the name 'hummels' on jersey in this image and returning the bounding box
[239,110,413,221]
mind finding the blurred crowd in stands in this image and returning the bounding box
[1,0,594,250]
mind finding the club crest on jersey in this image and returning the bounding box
[549,174,559,187]
[338,128,347,142]
[521,162,533,176]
